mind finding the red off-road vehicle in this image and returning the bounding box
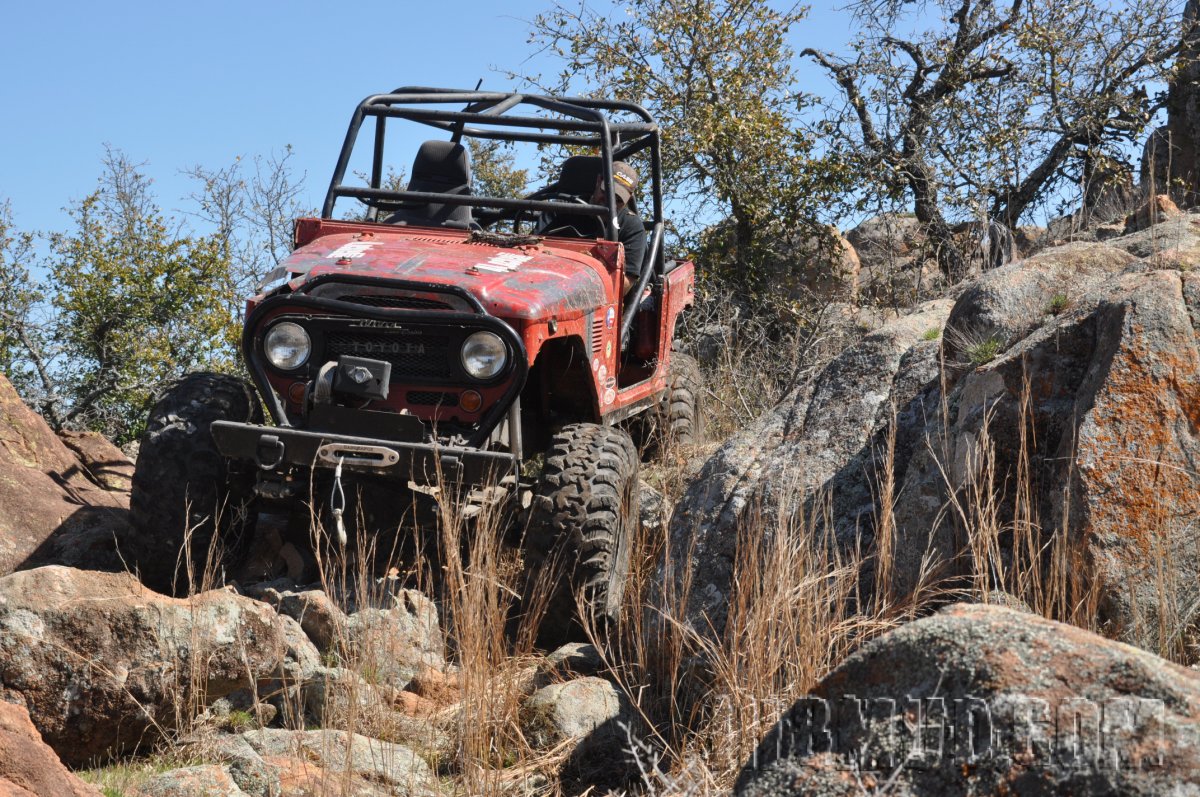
[123,88,699,637]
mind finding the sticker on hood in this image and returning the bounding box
[328,241,381,259]
[473,253,532,273]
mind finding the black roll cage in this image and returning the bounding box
[322,87,667,352]
[324,88,662,242]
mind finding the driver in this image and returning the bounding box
[595,162,647,293]
[543,161,647,293]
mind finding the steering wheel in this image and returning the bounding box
[517,192,591,234]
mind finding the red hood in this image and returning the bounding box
[281,231,610,321]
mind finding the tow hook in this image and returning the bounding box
[255,435,286,470]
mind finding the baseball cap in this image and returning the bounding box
[612,162,639,203]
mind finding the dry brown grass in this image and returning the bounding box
[101,302,1194,796]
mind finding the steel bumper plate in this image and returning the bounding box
[210,421,515,484]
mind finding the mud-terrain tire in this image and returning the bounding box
[520,423,639,647]
[664,352,704,446]
[125,372,262,594]
[626,352,706,456]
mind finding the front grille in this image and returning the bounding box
[334,294,452,311]
[407,391,460,406]
[324,332,453,381]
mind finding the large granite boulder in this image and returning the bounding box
[0,566,289,765]
[736,604,1200,796]
[891,267,1200,653]
[0,375,127,575]
[671,211,1200,655]
[1166,0,1200,206]
[761,226,862,302]
[666,299,953,636]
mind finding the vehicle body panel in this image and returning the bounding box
[219,89,696,488]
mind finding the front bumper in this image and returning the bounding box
[211,421,516,484]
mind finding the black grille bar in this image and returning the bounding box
[324,331,452,381]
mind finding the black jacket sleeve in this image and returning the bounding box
[618,208,647,278]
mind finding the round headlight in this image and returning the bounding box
[461,331,507,379]
[264,322,311,370]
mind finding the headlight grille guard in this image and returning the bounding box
[244,275,528,449]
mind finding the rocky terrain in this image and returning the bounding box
[1,201,1200,795]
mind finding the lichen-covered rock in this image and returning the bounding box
[1111,209,1200,265]
[541,643,605,681]
[56,430,134,492]
[255,586,442,691]
[130,765,248,797]
[847,213,924,270]
[176,734,276,797]
[404,665,460,708]
[524,677,634,765]
[1141,125,1172,197]
[261,612,323,726]
[241,729,434,797]
[943,240,1136,367]
[342,590,444,689]
[638,481,668,532]
[847,213,936,300]
[0,701,99,797]
[890,268,1200,652]
[255,588,346,653]
[667,299,953,635]
[763,226,862,301]
[1125,194,1184,233]
[1167,0,1200,206]
[736,604,1200,796]
[302,667,389,728]
[0,566,288,766]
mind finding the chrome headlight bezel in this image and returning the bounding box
[460,330,507,380]
[263,321,312,371]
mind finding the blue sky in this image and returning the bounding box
[0,0,852,236]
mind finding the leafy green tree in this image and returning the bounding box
[468,139,529,199]
[37,150,237,442]
[522,0,846,288]
[0,201,46,403]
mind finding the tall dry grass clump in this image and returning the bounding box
[595,470,903,794]
[294,473,569,795]
[919,366,1102,632]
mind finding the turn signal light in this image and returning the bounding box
[460,390,483,413]
[287,382,307,405]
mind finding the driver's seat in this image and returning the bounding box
[537,156,602,236]
[385,141,473,228]
[554,156,602,197]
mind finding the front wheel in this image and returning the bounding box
[125,372,262,594]
[519,423,639,647]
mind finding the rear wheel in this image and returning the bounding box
[125,372,262,594]
[627,351,705,455]
[664,352,704,446]
[519,423,639,647]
